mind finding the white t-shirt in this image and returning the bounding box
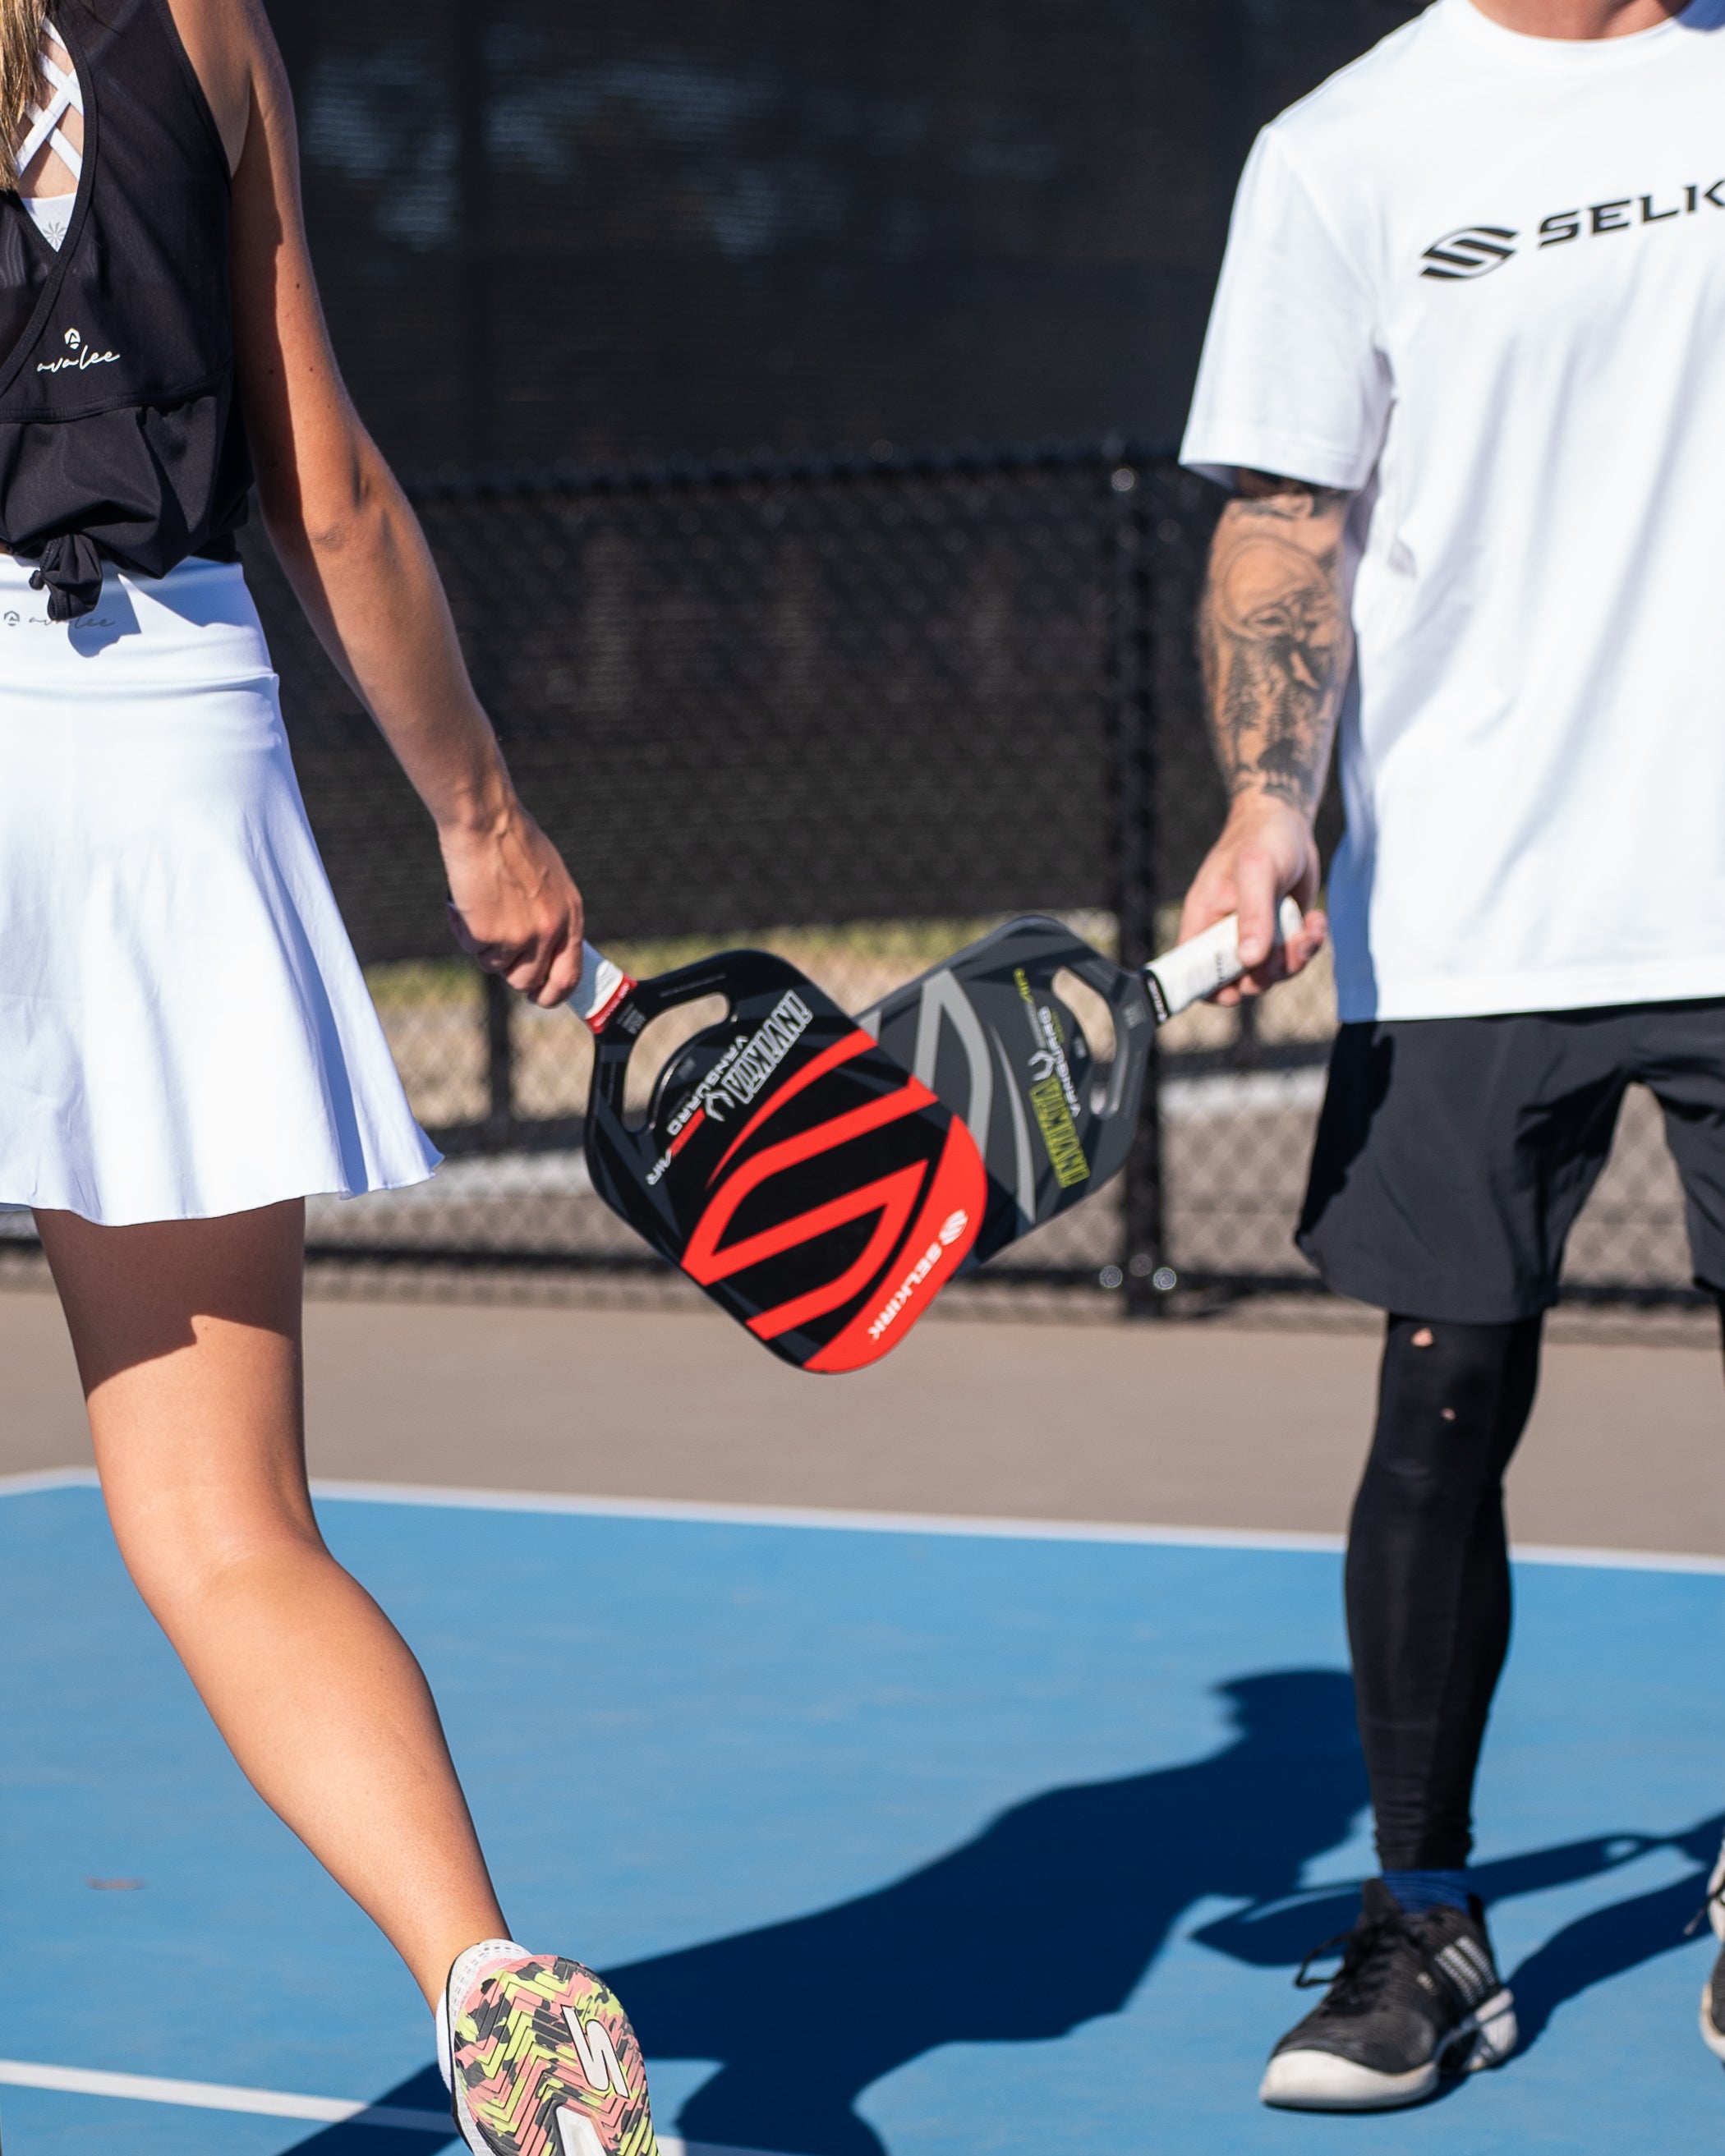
[1182,0,1725,1022]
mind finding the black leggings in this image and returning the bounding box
[1346,1312,1543,1871]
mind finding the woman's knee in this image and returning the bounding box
[105,1477,325,1620]
[41,1207,314,1602]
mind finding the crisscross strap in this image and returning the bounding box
[16,21,83,193]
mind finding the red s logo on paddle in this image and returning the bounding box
[680,1027,986,1372]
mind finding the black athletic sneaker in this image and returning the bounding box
[1258,1879,1517,2110]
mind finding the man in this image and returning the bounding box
[1177,0,1725,2112]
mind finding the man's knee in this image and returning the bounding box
[1356,1313,1542,1514]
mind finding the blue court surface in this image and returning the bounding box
[3,1472,1724,2155]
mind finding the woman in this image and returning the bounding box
[0,2,660,2150]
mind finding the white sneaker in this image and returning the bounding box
[1698,1836,1725,2062]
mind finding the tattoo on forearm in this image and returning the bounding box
[1200,474,1352,815]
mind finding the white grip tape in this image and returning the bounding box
[1146,898,1302,1023]
[567,942,629,1028]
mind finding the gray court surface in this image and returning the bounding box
[3,1280,1722,1556]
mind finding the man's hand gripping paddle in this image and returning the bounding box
[858,900,1303,1263]
[569,947,987,1372]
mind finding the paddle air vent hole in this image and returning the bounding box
[623,995,729,1129]
[1051,968,1116,1066]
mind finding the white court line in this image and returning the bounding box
[0,2057,773,2152]
[0,2057,448,2132]
[308,1477,1349,1556]
[303,1477,1725,1575]
[8,1464,1725,1574]
[0,1466,98,1496]
[1511,1539,1725,1575]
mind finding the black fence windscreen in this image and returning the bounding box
[262,0,1423,475]
[265,455,1138,960]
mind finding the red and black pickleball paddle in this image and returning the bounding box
[569,945,986,1372]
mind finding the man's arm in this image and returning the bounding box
[1179,471,1354,998]
[1203,471,1353,815]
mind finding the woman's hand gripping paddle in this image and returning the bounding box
[568,945,987,1372]
[858,901,1303,1263]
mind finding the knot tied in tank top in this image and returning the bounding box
[26,529,103,619]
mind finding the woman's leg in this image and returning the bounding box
[36,1199,508,2006]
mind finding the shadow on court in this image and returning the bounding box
[283,1671,1718,2156]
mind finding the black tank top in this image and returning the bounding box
[0,0,251,619]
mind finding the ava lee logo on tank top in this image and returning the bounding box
[1420,173,1725,280]
[36,326,120,375]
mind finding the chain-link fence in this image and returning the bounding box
[183,446,1701,1318]
[246,444,1157,1294]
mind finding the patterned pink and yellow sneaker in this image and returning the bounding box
[435,1939,660,2156]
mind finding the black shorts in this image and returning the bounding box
[1297,1000,1725,1323]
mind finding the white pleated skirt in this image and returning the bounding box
[0,552,440,1224]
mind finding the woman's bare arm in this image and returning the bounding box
[175,0,582,1005]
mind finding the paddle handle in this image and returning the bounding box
[568,941,635,1033]
[572,903,1302,1035]
[1143,898,1304,1024]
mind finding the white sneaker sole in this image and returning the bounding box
[1699,1982,1725,2065]
[436,1938,535,2155]
[1258,1988,1517,2112]
[1698,1832,1725,2062]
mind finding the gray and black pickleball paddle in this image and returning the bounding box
[858,902,1300,1262]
